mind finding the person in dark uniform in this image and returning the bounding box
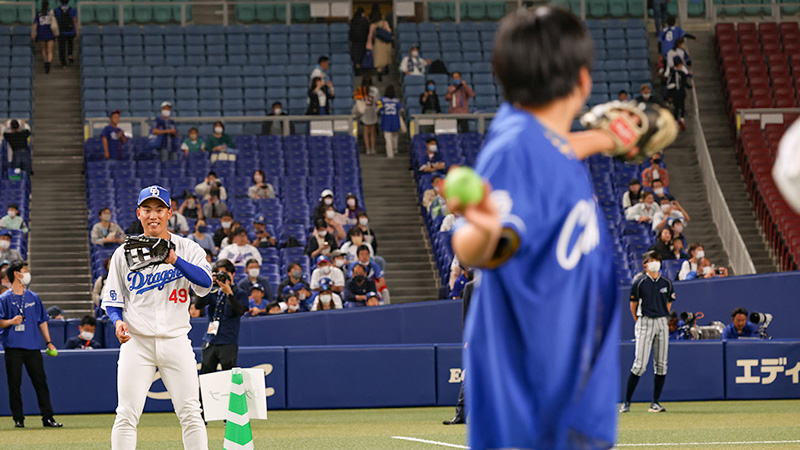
[0,261,62,428]
[443,276,475,425]
[196,259,247,375]
[621,251,675,414]
[65,315,103,349]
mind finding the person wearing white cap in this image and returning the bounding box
[151,101,178,161]
[312,188,335,223]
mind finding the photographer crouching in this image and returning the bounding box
[196,259,248,375]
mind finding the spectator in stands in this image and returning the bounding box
[441,212,459,232]
[622,179,643,210]
[276,262,308,302]
[305,219,338,258]
[678,243,703,280]
[445,72,475,116]
[419,138,446,175]
[90,207,123,246]
[364,292,381,307]
[0,206,27,234]
[218,227,262,270]
[331,249,349,278]
[355,75,380,155]
[340,226,374,264]
[367,15,393,81]
[670,236,689,260]
[47,306,63,320]
[3,119,32,175]
[625,191,659,224]
[264,301,284,315]
[651,179,673,203]
[207,121,237,162]
[307,77,335,116]
[697,257,728,279]
[430,184,448,219]
[213,212,234,249]
[219,220,243,250]
[311,255,345,294]
[151,101,178,161]
[635,84,661,105]
[349,7,370,74]
[310,280,343,311]
[0,231,22,262]
[248,169,275,200]
[54,0,77,69]
[422,175,443,211]
[310,56,331,84]
[666,57,692,131]
[648,227,675,261]
[281,292,302,314]
[252,215,276,248]
[91,259,109,315]
[322,204,347,243]
[667,312,686,341]
[450,267,474,300]
[641,154,670,188]
[187,218,215,256]
[313,189,335,223]
[180,127,205,157]
[670,218,687,247]
[400,46,430,77]
[652,198,690,232]
[101,111,126,160]
[420,80,442,119]
[244,284,269,317]
[349,245,389,304]
[378,85,403,158]
[261,102,294,136]
[665,38,692,73]
[178,192,203,220]
[31,0,55,73]
[356,211,380,257]
[195,171,228,201]
[167,198,189,236]
[721,307,759,340]
[618,90,628,101]
[64,316,102,349]
[342,193,363,226]
[238,258,274,303]
[652,0,669,37]
[658,16,695,59]
[202,189,227,219]
[344,263,377,307]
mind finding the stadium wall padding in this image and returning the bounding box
[0,341,797,416]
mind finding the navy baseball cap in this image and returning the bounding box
[251,283,265,293]
[137,185,170,207]
[319,278,332,291]
[0,230,10,237]
[366,291,380,301]
[254,214,266,224]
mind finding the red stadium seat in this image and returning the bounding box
[753,97,775,108]
[716,23,736,35]
[767,53,789,66]
[747,65,770,79]
[749,75,772,88]
[759,22,779,34]
[745,53,766,65]
[750,86,773,98]
[769,65,791,78]
[741,43,762,54]
[780,22,799,35]
[773,86,796,99]
[738,22,757,33]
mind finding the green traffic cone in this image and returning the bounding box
[223,368,254,450]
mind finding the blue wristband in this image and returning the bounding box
[174,256,213,288]
[107,306,123,324]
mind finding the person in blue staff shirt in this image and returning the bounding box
[721,307,760,340]
[0,261,62,428]
[151,101,179,161]
[667,311,686,341]
[102,110,127,160]
[65,315,102,349]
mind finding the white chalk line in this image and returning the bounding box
[391,436,469,448]
[391,436,800,448]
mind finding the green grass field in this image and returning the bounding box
[0,400,798,449]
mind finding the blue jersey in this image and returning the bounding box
[464,103,620,450]
[377,97,402,132]
[721,322,759,340]
[347,261,384,281]
[668,319,686,340]
[152,116,177,150]
[102,124,124,159]
[0,289,48,350]
[659,26,686,58]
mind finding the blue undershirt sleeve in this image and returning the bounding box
[107,306,123,324]
[174,256,213,288]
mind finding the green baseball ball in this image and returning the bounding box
[46,348,57,357]
[444,167,484,206]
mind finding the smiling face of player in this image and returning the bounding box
[137,198,173,239]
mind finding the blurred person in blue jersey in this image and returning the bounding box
[377,85,403,158]
[445,7,669,449]
[667,312,687,341]
[721,307,759,340]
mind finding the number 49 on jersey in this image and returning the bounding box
[169,289,189,303]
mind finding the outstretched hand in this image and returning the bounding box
[445,180,501,236]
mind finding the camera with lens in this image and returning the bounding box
[750,311,773,339]
[213,272,230,285]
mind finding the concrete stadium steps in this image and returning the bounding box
[692,30,778,273]
[29,49,94,318]
[360,155,440,304]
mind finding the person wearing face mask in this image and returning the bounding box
[678,243,703,280]
[313,189,336,223]
[0,204,28,234]
[206,121,237,163]
[217,228,262,271]
[341,193,364,225]
[150,101,179,162]
[686,257,728,280]
[0,260,62,428]
[178,192,204,220]
[340,226,374,264]
[280,292,303,314]
[347,245,390,304]
[355,211,379,255]
[187,218,215,255]
[102,110,127,160]
[344,263,377,308]
[251,215,277,247]
[310,280,343,311]
[276,263,308,302]
[248,169,276,200]
[670,237,689,261]
[180,127,205,158]
[65,315,103,349]
[90,207,124,246]
[652,197,690,232]
[330,249,349,278]
[625,191,659,224]
[420,80,442,133]
[195,171,228,202]
[307,76,335,116]
[621,251,674,414]
[305,220,339,259]
[213,211,235,249]
[262,102,295,136]
[622,179,643,210]
[310,256,345,294]
[642,153,670,188]
[429,177,449,219]
[635,84,661,105]
[400,46,430,76]
[419,137,447,175]
[322,205,347,243]
[650,179,673,203]
[237,258,274,304]
[0,231,23,262]
[354,75,380,154]
[669,218,687,248]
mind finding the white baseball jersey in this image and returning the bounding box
[310,266,345,290]
[774,119,800,214]
[217,243,262,267]
[102,233,212,338]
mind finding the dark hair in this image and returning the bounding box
[348,226,363,238]
[207,171,218,178]
[6,260,26,283]
[642,191,655,200]
[41,0,49,15]
[8,204,18,211]
[643,250,661,263]
[98,207,110,216]
[213,121,224,132]
[426,79,435,87]
[731,307,748,319]
[221,211,234,219]
[245,258,260,268]
[671,236,684,245]
[493,6,593,107]
[688,242,703,255]
[357,244,371,255]
[188,127,198,134]
[356,210,369,219]
[659,227,674,242]
[310,76,322,90]
[432,174,442,183]
[104,257,111,271]
[618,90,628,96]
[354,7,364,16]
[652,178,663,186]
[629,178,641,186]
[425,137,437,144]
[674,37,685,49]
[668,311,678,321]
[361,74,373,87]
[80,315,97,327]
[266,300,281,311]
[9,119,19,129]
[384,85,396,98]
[315,219,327,229]
[213,258,235,275]
[352,263,367,274]
[667,15,676,26]
[318,55,329,64]
[287,262,301,273]
[272,101,282,108]
[232,227,247,237]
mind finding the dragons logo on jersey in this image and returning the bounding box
[556,199,600,270]
[127,268,185,295]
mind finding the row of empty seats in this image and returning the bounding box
[0,26,33,118]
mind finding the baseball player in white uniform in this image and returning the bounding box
[102,185,213,450]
